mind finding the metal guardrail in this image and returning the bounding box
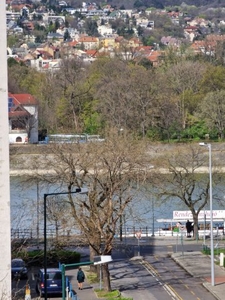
[59,263,79,300]
[11,228,60,239]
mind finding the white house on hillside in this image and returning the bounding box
[8,93,38,144]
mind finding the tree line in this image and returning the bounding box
[8,51,225,141]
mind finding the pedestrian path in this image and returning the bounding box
[66,266,105,300]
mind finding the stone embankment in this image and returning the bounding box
[9,142,225,176]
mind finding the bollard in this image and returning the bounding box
[25,284,31,300]
[220,253,224,267]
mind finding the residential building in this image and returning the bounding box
[8,93,38,144]
[78,36,99,50]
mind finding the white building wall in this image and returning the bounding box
[9,132,28,144]
[0,2,11,298]
[98,25,113,36]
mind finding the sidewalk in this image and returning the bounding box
[66,266,105,300]
[172,251,225,300]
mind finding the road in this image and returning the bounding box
[12,237,217,300]
[110,238,217,300]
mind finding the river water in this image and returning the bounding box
[10,175,225,237]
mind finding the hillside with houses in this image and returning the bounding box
[5,0,225,71]
[5,0,225,144]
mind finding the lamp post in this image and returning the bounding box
[44,188,86,300]
[152,195,155,237]
[199,142,215,286]
[37,180,40,248]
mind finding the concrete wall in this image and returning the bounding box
[0,2,11,298]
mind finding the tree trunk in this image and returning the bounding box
[192,213,199,240]
[102,263,111,291]
[89,245,99,273]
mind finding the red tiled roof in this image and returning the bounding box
[146,50,163,62]
[9,93,38,106]
[68,40,79,47]
[136,46,153,52]
[85,49,98,57]
[79,37,98,43]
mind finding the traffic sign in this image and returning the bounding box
[93,255,112,265]
[135,231,142,239]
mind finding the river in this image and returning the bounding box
[10,175,225,238]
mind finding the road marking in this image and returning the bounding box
[165,284,183,300]
[141,260,183,300]
[141,260,160,278]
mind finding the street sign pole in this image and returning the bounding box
[135,231,142,256]
[100,264,102,290]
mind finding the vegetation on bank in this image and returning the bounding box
[11,248,81,267]
[9,55,225,143]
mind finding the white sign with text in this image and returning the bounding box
[173,210,225,220]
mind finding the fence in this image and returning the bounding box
[11,228,58,239]
[12,225,225,240]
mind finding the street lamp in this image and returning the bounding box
[199,142,215,286]
[152,195,155,237]
[37,180,40,248]
[44,188,87,300]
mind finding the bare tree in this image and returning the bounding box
[151,145,217,239]
[30,131,149,291]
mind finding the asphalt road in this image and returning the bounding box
[110,237,218,300]
[144,254,216,300]
[12,237,217,300]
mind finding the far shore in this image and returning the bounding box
[9,166,217,176]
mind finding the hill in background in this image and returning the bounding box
[68,0,222,10]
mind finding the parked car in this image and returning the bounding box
[11,258,28,279]
[35,268,63,296]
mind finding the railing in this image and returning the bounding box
[12,226,225,240]
[11,228,58,239]
[59,263,79,300]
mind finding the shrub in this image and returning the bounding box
[12,249,81,267]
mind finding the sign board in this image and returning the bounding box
[173,210,225,220]
[94,255,112,265]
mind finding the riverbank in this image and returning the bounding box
[9,142,225,176]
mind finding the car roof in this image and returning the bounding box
[39,268,61,273]
[12,258,24,262]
